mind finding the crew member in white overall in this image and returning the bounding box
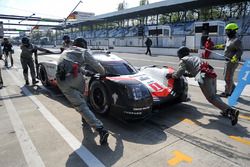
[220,23,243,97]
[56,37,109,145]
[166,46,239,126]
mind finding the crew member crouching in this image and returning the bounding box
[166,46,239,126]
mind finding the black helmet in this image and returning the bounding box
[21,37,30,45]
[63,35,70,41]
[177,46,190,59]
[73,37,87,48]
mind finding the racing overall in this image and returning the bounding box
[203,38,214,59]
[223,36,243,96]
[56,47,106,130]
[171,55,239,125]
[20,44,37,85]
[1,41,13,67]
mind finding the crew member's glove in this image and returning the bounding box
[214,44,225,49]
[166,73,173,79]
[230,55,238,63]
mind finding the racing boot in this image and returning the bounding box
[228,108,239,126]
[32,79,39,85]
[81,117,89,128]
[219,92,230,98]
[25,80,30,85]
[220,110,229,117]
[96,127,109,145]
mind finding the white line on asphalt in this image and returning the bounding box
[6,69,105,167]
[0,89,46,167]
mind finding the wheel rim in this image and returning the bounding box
[93,88,106,110]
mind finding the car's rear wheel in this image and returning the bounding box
[89,81,110,115]
[39,64,50,86]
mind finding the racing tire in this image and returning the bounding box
[89,80,110,115]
[39,64,50,86]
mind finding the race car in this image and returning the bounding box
[38,49,188,120]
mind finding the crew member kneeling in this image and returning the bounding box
[166,46,239,126]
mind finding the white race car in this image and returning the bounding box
[38,49,188,120]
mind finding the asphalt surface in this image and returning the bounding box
[0,46,249,167]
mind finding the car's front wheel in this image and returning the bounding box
[89,81,110,115]
[39,64,50,86]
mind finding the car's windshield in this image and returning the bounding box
[102,61,137,75]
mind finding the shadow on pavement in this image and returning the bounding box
[24,84,250,166]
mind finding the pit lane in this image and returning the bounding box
[0,47,249,167]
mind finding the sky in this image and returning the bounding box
[0,0,163,33]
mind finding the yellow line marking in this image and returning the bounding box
[167,150,192,166]
[239,115,250,121]
[182,118,195,125]
[229,136,250,146]
[182,118,201,125]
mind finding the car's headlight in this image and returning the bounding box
[127,84,150,100]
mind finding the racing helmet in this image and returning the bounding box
[62,35,70,41]
[225,23,238,31]
[21,37,30,45]
[225,23,238,38]
[73,37,87,48]
[177,46,190,59]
